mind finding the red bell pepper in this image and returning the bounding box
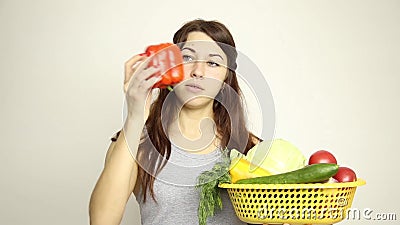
[144,43,184,89]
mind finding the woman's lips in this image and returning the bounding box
[185,83,204,93]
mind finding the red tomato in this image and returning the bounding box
[308,150,337,165]
[333,167,357,182]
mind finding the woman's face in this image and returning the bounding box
[173,32,228,109]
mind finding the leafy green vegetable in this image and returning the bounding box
[196,151,231,225]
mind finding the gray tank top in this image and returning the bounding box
[135,143,246,225]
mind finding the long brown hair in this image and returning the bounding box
[137,19,259,202]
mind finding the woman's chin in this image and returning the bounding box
[181,96,214,109]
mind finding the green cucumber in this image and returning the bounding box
[235,163,339,184]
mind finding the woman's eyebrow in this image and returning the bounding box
[181,47,196,53]
[209,53,224,61]
[182,47,224,60]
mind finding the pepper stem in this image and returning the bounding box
[167,86,174,92]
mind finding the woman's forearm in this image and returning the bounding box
[89,118,144,225]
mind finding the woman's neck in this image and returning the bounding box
[169,102,218,153]
[178,103,214,139]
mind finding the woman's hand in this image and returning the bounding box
[124,54,161,121]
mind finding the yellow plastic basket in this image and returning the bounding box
[219,178,366,224]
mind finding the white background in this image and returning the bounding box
[1,0,399,224]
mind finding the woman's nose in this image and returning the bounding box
[190,61,205,79]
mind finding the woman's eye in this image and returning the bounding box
[207,61,220,67]
[182,55,193,63]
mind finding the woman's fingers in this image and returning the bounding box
[134,65,161,82]
[124,54,147,83]
[124,66,161,93]
[137,72,162,90]
[123,54,160,93]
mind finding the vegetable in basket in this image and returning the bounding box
[334,166,357,182]
[229,157,272,183]
[230,139,307,175]
[236,163,339,184]
[308,150,337,165]
[308,149,358,183]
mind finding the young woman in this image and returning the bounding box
[89,19,264,225]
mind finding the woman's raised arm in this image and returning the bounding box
[89,53,162,225]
